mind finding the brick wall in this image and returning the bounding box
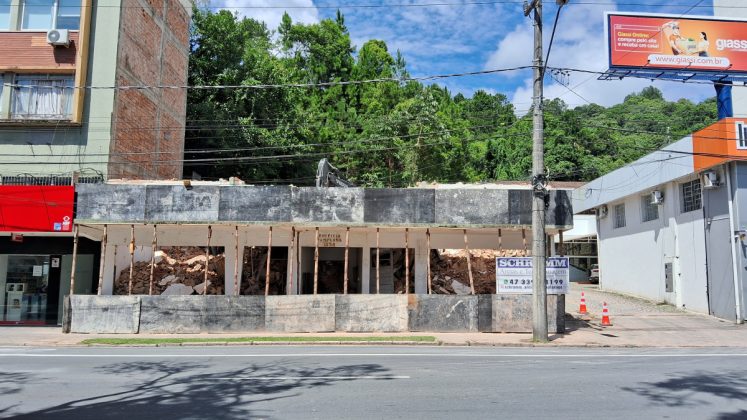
[109,0,190,180]
[0,32,80,70]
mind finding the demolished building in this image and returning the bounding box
[63,181,575,334]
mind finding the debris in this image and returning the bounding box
[161,283,194,296]
[194,281,211,295]
[430,248,528,294]
[114,246,225,295]
[158,275,178,286]
[451,279,472,295]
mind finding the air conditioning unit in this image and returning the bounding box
[46,29,70,47]
[702,170,721,189]
[652,190,664,204]
[596,205,608,219]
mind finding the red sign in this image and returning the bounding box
[0,186,75,232]
[608,13,747,73]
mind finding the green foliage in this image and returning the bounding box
[186,9,718,186]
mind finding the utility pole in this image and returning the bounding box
[525,0,547,342]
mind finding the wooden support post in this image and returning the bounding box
[128,224,135,295]
[464,229,475,295]
[148,225,157,295]
[522,228,528,255]
[376,227,380,294]
[313,227,319,295]
[498,228,503,253]
[234,226,240,296]
[288,226,295,295]
[112,244,118,293]
[70,224,80,295]
[426,228,432,295]
[97,224,107,295]
[203,225,212,295]
[297,230,302,295]
[265,226,273,296]
[344,227,350,294]
[405,228,410,294]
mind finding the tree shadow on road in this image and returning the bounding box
[0,372,33,417]
[622,370,747,416]
[7,360,393,419]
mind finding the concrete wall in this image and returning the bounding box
[65,294,566,334]
[595,175,709,314]
[76,184,574,228]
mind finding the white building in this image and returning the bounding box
[574,119,747,323]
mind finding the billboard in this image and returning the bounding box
[607,13,747,73]
[0,186,75,232]
[496,257,569,295]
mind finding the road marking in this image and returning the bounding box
[213,376,410,380]
[1,353,747,358]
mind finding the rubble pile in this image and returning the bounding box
[430,249,528,294]
[114,247,225,295]
[239,247,287,295]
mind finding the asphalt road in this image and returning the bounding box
[1,346,747,419]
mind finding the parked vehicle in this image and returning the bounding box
[589,264,600,284]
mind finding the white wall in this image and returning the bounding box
[596,177,709,313]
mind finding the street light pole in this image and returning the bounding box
[525,0,548,342]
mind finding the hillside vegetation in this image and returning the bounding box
[186,10,718,185]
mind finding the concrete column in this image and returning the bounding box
[101,241,117,295]
[0,74,13,119]
[223,244,243,296]
[413,230,428,294]
[550,235,556,256]
[361,231,371,294]
[8,0,20,31]
[287,229,298,295]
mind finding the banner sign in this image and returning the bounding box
[0,186,75,232]
[496,257,569,294]
[607,13,747,73]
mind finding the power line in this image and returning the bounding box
[4,66,533,90]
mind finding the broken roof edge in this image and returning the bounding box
[104,179,584,190]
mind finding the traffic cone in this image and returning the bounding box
[579,292,588,315]
[601,302,612,326]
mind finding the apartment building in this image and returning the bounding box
[0,0,192,325]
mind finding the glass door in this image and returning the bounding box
[1,255,50,325]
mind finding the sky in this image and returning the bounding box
[214,0,719,112]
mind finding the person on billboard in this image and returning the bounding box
[696,32,709,57]
[663,21,684,55]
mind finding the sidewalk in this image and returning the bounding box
[2,285,745,348]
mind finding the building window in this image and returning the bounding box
[11,75,74,120]
[0,2,10,30]
[614,203,626,229]
[641,194,659,222]
[681,179,702,213]
[21,0,80,30]
[736,121,747,150]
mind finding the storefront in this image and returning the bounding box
[0,185,99,325]
[0,236,99,325]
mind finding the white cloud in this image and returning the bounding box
[218,0,319,31]
[484,24,533,72]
